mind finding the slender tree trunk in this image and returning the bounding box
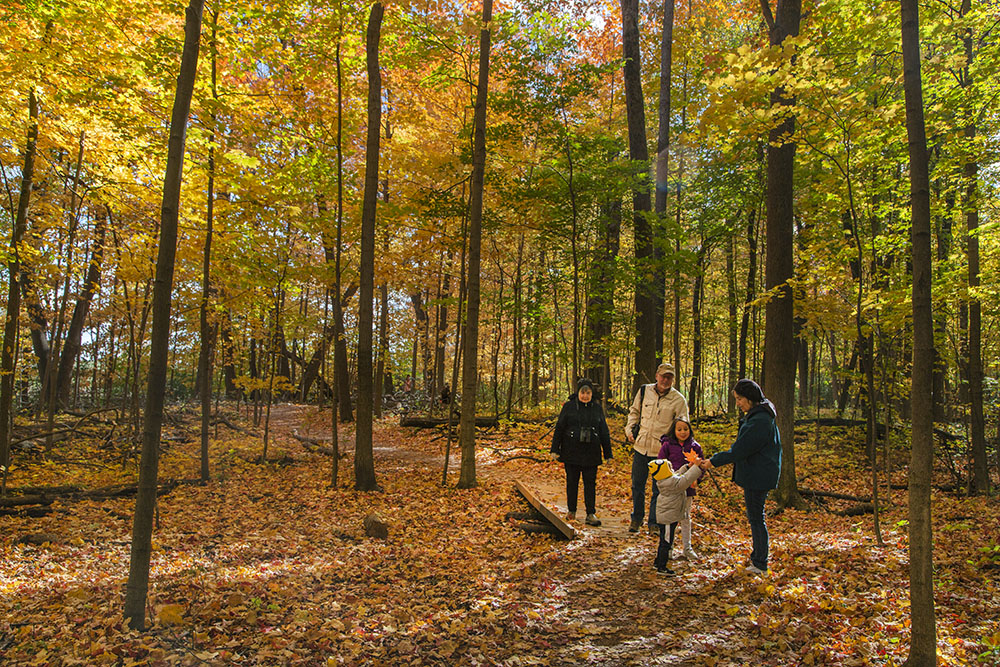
[672,63,689,377]
[123,0,204,630]
[760,0,804,509]
[654,0,674,362]
[331,36,353,425]
[0,89,38,495]
[457,0,494,489]
[262,292,284,461]
[442,202,469,485]
[43,133,86,445]
[726,234,738,414]
[931,184,953,422]
[901,0,937,659]
[738,206,758,379]
[198,9,218,483]
[329,29,347,487]
[57,209,107,406]
[585,199,621,396]
[621,0,656,392]
[375,114,393,414]
[375,276,389,416]
[688,244,709,416]
[530,250,542,407]
[354,1,384,492]
[506,235,524,417]
[960,6,988,494]
[564,128,580,382]
[219,310,237,397]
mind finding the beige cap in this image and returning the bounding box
[656,363,675,377]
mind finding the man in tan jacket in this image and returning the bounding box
[625,363,690,533]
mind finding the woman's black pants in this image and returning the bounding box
[564,463,597,514]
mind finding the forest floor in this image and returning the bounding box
[1,402,999,666]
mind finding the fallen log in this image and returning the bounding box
[4,484,85,496]
[0,478,195,509]
[834,503,875,517]
[211,415,256,435]
[799,488,872,503]
[16,533,65,546]
[518,521,562,535]
[400,415,498,428]
[290,430,343,457]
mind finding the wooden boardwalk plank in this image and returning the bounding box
[514,479,576,540]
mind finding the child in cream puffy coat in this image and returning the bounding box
[650,458,704,575]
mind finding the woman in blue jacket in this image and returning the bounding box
[551,379,613,526]
[703,379,781,574]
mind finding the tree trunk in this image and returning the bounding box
[530,250,542,407]
[218,310,237,397]
[672,62,689,377]
[45,133,87,426]
[585,199,621,398]
[900,0,938,659]
[726,234,738,414]
[960,5,988,494]
[688,245,709,417]
[621,0,656,393]
[56,210,107,407]
[330,36,345,487]
[654,0,674,361]
[198,9,218,484]
[0,89,38,495]
[760,0,804,510]
[457,0,494,489]
[931,182,953,422]
[123,0,204,631]
[738,204,758,380]
[354,1,384,492]
[506,234,524,417]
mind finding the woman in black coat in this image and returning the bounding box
[551,378,613,526]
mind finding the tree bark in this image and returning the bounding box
[760,0,804,510]
[621,0,657,392]
[0,89,39,495]
[738,205,758,380]
[198,9,218,484]
[56,210,107,407]
[354,1,384,492]
[123,0,204,631]
[900,0,938,660]
[457,0,494,489]
[931,180,952,422]
[46,133,86,424]
[330,36,345,487]
[585,199,621,397]
[688,244,709,417]
[726,234,738,415]
[653,0,674,361]
[960,2,988,494]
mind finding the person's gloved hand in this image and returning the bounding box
[549,451,560,461]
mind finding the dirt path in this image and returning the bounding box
[268,403,749,666]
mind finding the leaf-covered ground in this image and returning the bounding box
[1,405,998,666]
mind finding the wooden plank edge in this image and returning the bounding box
[514,479,576,540]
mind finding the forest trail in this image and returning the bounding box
[269,403,771,665]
